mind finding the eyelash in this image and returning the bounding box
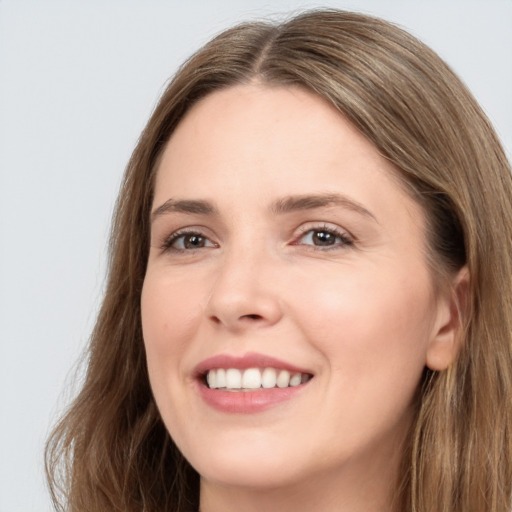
[161,229,216,252]
[294,224,354,250]
[160,224,354,253]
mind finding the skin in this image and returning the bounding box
[141,84,462,512]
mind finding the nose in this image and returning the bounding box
[205,247,283,332]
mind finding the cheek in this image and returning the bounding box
[141,272,204,377]
[140,272,207,446]
[291,266,434,450]
[293,262,434,380]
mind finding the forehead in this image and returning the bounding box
[154,84,422,228]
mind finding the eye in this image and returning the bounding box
[296,226,353,248]
[163,230,216,251]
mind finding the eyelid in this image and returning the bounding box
[160,226,218,252]
[292,222,355,248]
[155,221,355,254]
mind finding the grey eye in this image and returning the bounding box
[170,233,215,250]
[299,229,350,247]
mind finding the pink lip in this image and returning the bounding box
[194,351,311,376]
[193,351,313,414]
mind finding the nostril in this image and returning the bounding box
[244,314,262,320]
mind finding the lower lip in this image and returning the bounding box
[196,381,310,413]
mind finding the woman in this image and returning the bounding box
[46,9,512,512]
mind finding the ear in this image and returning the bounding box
[426,266,470,371]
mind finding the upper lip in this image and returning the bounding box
[194,351,313,378]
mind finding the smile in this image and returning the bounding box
[194,352,314,413]
[205,367,312,391]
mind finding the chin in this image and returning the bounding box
[186,441,309,490]
[198,461,303,490]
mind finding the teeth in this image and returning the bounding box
[276,369,290,388]
[261,367,277,388]
[216,368,226,388]
[207,370,216,389]
[289,372,302,387]
[205,367,311,390]
[242,368,261,389]
[225,368,242,389]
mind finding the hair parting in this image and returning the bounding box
[46,9,512,512]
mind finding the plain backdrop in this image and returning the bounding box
[0,1,511,510]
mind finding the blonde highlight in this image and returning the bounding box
[46,9,512,511]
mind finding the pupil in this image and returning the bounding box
[185,235,204,248]
[313,231,335,246]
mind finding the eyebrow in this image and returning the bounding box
[151,193,377,223]
[270,193,377,222]
[151,199,218,221]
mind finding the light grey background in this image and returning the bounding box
[1,1,510,510]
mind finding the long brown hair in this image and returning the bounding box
[46,9,512,511]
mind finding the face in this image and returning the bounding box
[141,84,452,495]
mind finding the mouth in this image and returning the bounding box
[194,352,314,412]
[204,367,313,391]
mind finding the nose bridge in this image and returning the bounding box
[206,235,282,329]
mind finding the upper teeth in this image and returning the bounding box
[206,368,310,390]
